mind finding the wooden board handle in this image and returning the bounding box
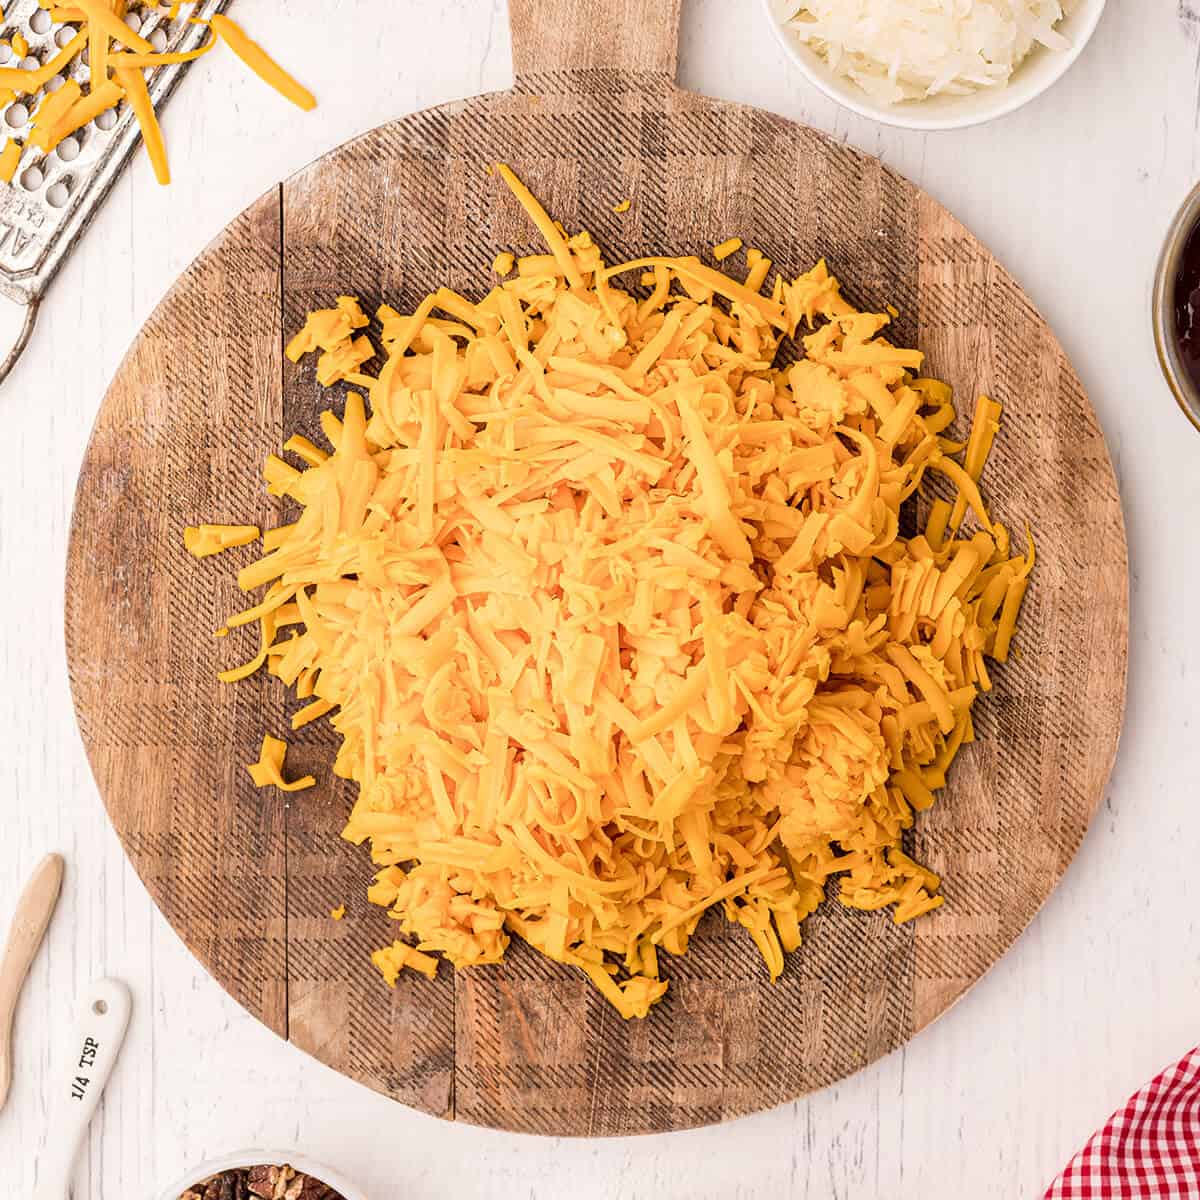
[0,853,64,1113]
[509,0,682,83]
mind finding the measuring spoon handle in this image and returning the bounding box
[33,978,132,1200]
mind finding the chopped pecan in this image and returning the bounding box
[182,1163,346,1200]
[246,1165,275,1198]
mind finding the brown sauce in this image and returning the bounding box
[1173,214,1200,392]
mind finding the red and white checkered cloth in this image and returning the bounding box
[1045,1047,1200,1198]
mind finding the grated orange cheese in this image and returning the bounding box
[114,65,167,184]
[372,941,439,984]
[209,14,316,112]
[191,167,1033,1018]
[183,523,260,559]
[0,137,18,183]
[246,734,315,793]
[0,6,313,188]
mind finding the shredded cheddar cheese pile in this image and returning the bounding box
[0,2,313,187]
[187,166,1033,1019]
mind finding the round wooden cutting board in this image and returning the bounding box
[65,0,1128,1135]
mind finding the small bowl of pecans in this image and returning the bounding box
[157,1152,366,1200]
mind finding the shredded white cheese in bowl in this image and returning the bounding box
[764,0,1106,130]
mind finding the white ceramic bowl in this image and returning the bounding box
[761,0,1108,131]
[155,1150,368,1200]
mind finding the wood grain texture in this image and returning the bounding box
[64,0,1128,1137]
[509,0,681,79]
[66,189,288,1038]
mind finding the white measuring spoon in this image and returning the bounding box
[32,978,132,1200]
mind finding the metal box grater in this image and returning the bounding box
[0,0,232,381]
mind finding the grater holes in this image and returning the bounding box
[29,9,52,35]
[46,177,72,208]
[20,164,43,191]
[0,44,10,66]
[149,27,168,52]
[19,54,38,71]
[45,74,66,93]
[124,12,143,34]
[94,107,117,131]
[4,102,28,128]
[56,135,81,162]
[55,25,77,48]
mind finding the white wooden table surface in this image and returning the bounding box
[0,2,1194,1197]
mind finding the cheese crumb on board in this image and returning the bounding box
[613,198,632,213]
[330,904,346,921]
[712,236,743,260]
[192,166,1033,1018]
[372,941,439,984]
[183,524,260,559]
[246,735,314,793]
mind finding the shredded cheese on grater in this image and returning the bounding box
[1,2,313,188]
[190,166,1033,1019]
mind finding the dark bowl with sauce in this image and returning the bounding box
[1154,181,1200,432]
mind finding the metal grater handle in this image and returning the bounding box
[0,295,37,385]
[0,0,233,380]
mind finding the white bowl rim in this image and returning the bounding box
[153,1149,368,1200]
[759,0,1109,131]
